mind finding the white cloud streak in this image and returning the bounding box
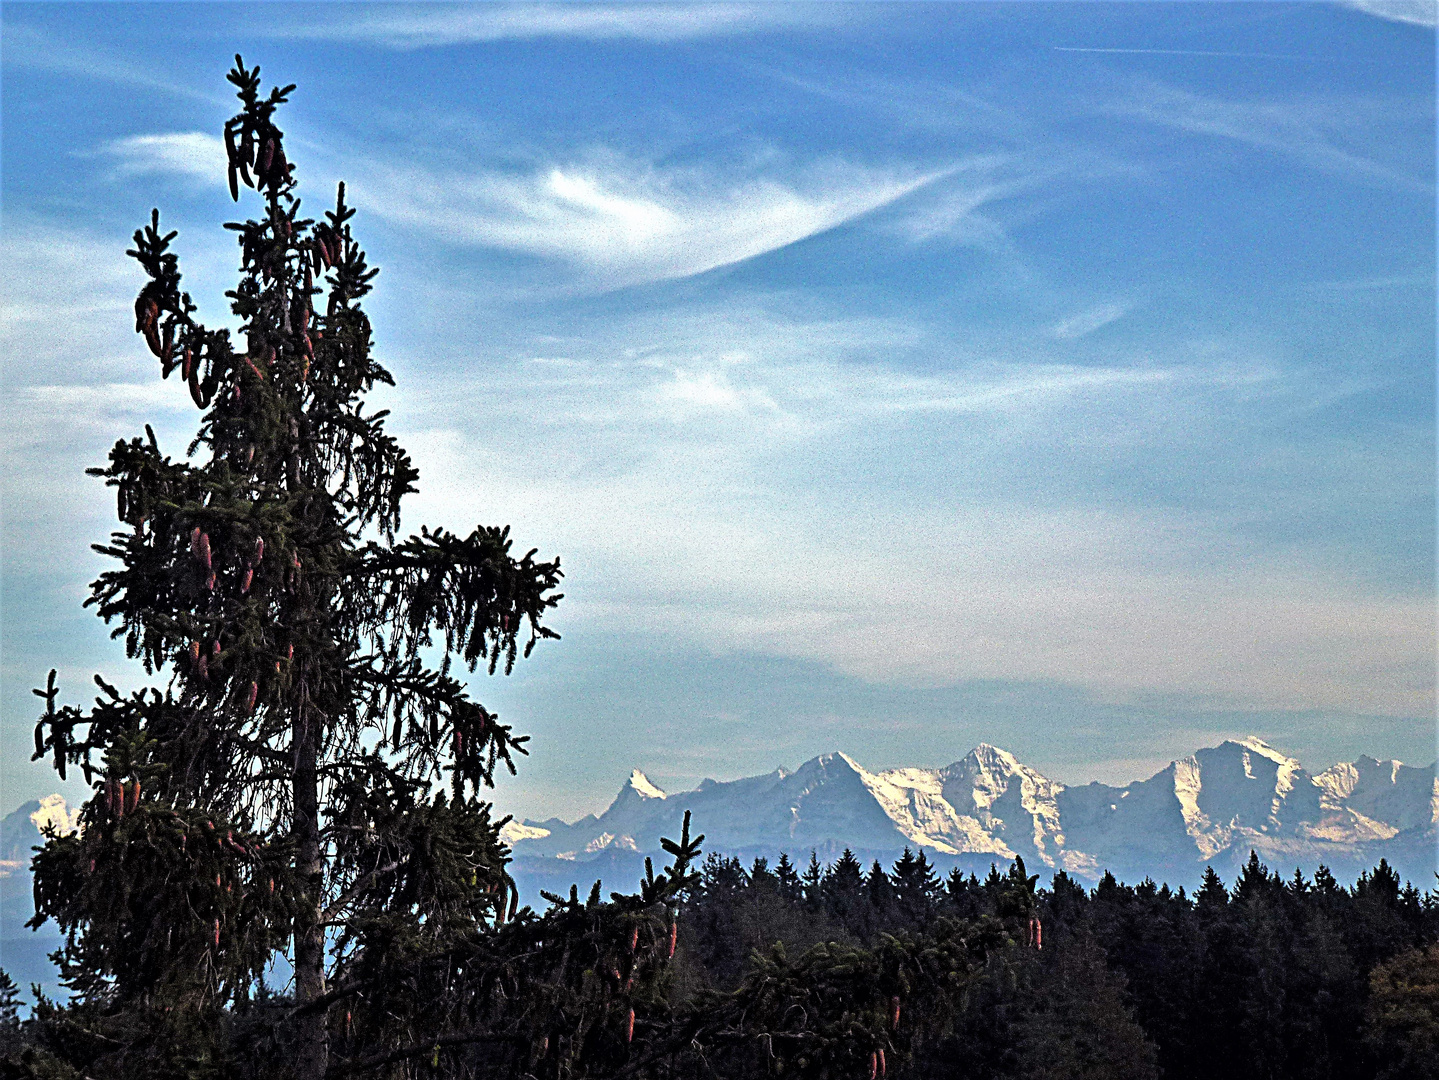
[0,23,225,105]
[79,130,960,289]
[101,133,228,183]
[1053,302,1131,340]
[1338,1,1438,27]
[1,223,142,385]
[1106,80,1431,191]
[273,2,845,47]
[356,155,950,287]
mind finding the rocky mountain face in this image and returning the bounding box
[504,738,1438,898]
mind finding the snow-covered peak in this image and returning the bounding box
[946,743,1024,777]
[1315,761,1360,802]
[1229,736,1301,768]
[502,741,1436,890]
[1315,754,1437,832]
[626,769,666,800]
[941,744,1053,807]
[787,752,869,787]
[30,794,79,837]
[500,820,552,845]
[832,751,866,771]
[972,742,1021,765]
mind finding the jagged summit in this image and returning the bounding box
[1230,735,1293,760]
[966,742,1021,762]
[626,769,666,800]
[506,740,1438,887]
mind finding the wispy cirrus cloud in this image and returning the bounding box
[1106,80,1432,191]
[0,23,225,105]
[0,222,142,384]
[355,155,951,287]
[1053,302,1131,340]
[1337,1,1437,27]
[876,162,1026,250]
[378,300,1430,719]
[100,132,228,183]
[99,128,963,290]
[270,2,846,47]
[0,218,236,386]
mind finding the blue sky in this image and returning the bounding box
[1,2,1433,821]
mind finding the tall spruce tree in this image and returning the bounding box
[21,58,708,1080]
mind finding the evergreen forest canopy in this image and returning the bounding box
[3,59,1437,1080]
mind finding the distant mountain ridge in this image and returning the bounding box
[504,738,1439,891]
[4,738,1434,949]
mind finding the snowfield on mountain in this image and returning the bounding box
[503,738,1438,894]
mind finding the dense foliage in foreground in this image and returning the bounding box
[670,848,1439,1080]
[4,849,1435,1078]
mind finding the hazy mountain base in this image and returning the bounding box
[511,836,1437,912]
[1,803,70,1000]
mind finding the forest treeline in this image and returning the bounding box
[659,847,1438,1080]
[4,846,1434,1079]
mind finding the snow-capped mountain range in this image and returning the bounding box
[504,738,1438,891]
[3,738,1434,966]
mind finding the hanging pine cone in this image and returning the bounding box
[134,294,153,333]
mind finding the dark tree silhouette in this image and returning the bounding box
[21,58,709,1080]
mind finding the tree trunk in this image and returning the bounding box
[293,700,327,1080]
